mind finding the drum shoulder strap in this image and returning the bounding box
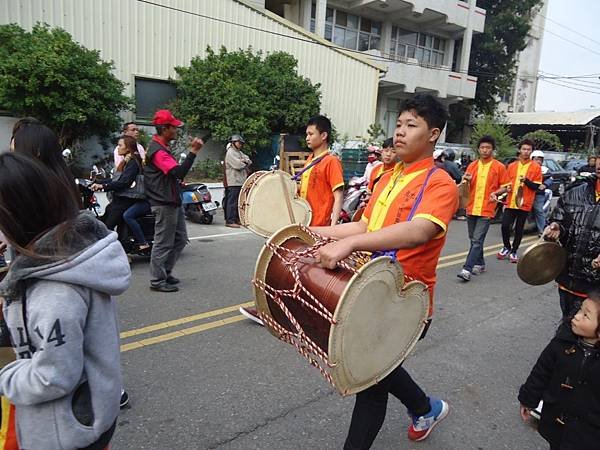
[291,153,328,181]
[372,166,438,261]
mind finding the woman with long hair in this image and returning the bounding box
[92,135,151,253]
[0,153,128,450]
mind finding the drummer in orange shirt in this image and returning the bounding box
[492,139,542,263]
[299,115,345,226]
[239,115,344,326]
[312,94,458,447]
[457,135,509,281]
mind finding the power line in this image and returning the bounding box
[539,74,600,80]
[537,12,600,48]
[540,78,600,95]
[531,23,600,57]
[539,71,600,88]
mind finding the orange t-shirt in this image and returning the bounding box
[362,157,459,316]
[368,162,395,192]
[299,152,344,226]
[465,159,509,218]
[505,160,543,212]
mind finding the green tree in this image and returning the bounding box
[469,0,543,115]
[470,115,515,159]
[521,129,562,151]
[0,23,131,147]
[173,47,321,153]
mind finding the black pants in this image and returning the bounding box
[501,208,529,252]
[343,365,430,449]
[224,186,242,224]
[102,197,136,231]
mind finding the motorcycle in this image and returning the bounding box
[181,182,218,224]
[339,177,369,223]
[565,172,596,191]
[116,212,155,257]
[76,175,155,258]
[75,178,102,217]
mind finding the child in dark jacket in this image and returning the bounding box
[519,291,600,450]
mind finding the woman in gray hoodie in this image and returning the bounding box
[0,153,130,450]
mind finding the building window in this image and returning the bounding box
[389,27,446,67]
[134,77,177,121]
[310,3,380,51]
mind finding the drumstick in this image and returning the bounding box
[278,171,296,223]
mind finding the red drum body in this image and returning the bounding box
[253,225,429,395]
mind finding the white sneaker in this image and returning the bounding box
[472,265,486,275]
[457,269,471,282]
[239,307,264,326]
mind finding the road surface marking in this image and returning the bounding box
[189,231,251,240]
[121,316,247,352]
[120,301,254,339]
[120,235,540,352]
[437,236,536,262]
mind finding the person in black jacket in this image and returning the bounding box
[144,110,203,293]
[544,156,600,318]
[519,292,600,450]
[92,136,145,233]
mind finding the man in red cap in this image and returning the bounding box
[144,109,203,292]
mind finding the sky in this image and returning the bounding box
[535,0,600,111]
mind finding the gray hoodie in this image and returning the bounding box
[0,212,130,450]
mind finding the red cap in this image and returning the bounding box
[152,109,183,127]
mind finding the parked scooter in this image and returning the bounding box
[182,183,218,224]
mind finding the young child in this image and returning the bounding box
[519,291,600,450]
[0,153,130,450]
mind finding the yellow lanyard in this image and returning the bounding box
[367,164,426,232]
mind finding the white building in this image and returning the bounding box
[1,0,383,140]
[498,0,548,113]
[1,0,486,142]
[264,0,486,137]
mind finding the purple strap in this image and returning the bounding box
[291,153,328,181]
[371,167,438,261]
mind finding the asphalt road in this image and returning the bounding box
[112,211,557,450]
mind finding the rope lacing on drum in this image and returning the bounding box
[252,224,371,388]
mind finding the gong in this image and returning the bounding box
[517,239,567,286]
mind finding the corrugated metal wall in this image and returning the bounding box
[0,0,381,137]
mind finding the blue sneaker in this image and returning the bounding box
[407,397,449,441]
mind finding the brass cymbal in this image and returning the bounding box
[515,185,524,208]
[517,240,567,285]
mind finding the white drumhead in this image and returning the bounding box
[329,257,429,396]
[240,170,312,238]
